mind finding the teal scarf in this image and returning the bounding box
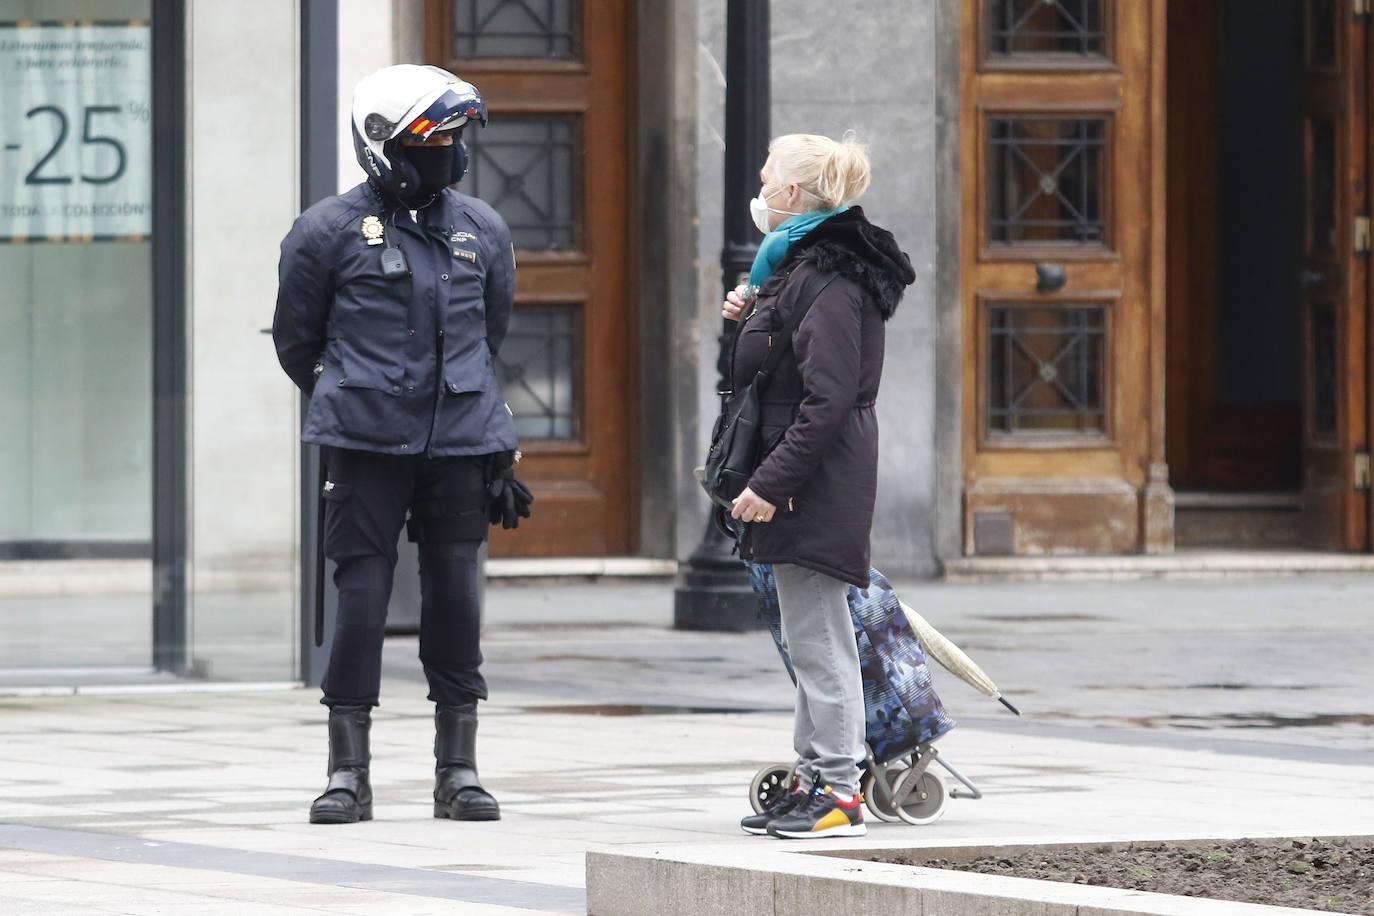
[747,206,848,288]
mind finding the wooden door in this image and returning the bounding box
[1297,0,1370,549]
[960,0,1170,555]
[1165,1,1304,496]
[426,0,635,556]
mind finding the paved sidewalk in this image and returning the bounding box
[0,575,1371,913]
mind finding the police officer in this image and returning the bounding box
[273,64,531,825]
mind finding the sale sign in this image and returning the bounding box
[0,21,151,241]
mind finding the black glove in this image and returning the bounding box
[486,450,533,529]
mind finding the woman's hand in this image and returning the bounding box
[731,487,776,523]
[722,284,751,321]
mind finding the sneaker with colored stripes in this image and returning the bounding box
[766,786,866,839]
[740,778,808,835]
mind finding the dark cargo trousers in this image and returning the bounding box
[319,446,490,708]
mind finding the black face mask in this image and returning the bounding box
[402,145,457,198]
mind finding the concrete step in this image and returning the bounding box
[943,549,1374,581]
[1174,491,1303,549]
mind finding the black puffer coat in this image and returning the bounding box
[732,207,915,586]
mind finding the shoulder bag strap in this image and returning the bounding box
[756,269,839,383]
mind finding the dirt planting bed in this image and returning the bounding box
[871,837,1373,914]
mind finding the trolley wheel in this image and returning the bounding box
[887,767,948,825]
[861,767,901,822]
[748,763,793,814]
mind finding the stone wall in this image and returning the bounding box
[189,0,300,590]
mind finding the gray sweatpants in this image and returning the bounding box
[772,562,864,795]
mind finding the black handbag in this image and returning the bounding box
[699,270,837,510]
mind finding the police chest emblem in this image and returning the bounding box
[449,230,477,244]
[361,215,385,246]
[453,248,477,262]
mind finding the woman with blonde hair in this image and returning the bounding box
[725,132,915,839]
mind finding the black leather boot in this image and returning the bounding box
[433,702,500,821]
[309,705,373,824]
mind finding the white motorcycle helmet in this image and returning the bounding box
[351,64,487,200]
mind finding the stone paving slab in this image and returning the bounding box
[0,576,1370,912]
[1,686,1369,913]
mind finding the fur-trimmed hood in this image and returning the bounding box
[766,206,915,320]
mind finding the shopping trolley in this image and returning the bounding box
[745,563,986,825]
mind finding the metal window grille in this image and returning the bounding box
[493,305,577,439]
[988,0,1106,57]
[450,0,579,60]
[464,116,576,251]
[987,305,1106,435]
[988,117,1106,244]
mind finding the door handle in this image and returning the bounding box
[1035,263,1067,293]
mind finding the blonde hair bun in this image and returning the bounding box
[768,132,871,210]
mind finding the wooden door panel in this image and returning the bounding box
[426,0,635,557]
[973,263,1124,287]
[961,0,1168,555]
[1162,0,1217,489]
[467,73,590,109]
[967,449,1127,478]
[1298,0,1369,549]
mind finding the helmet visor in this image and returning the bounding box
[400,89,487,141]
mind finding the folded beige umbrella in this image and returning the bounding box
[900,601,1020,715]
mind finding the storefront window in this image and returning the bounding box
[0,1,154,678]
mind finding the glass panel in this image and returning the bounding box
[987,305,1107,435]
[450,0,579,60]
[1306,0,1336,70]
[465,116,577,251]
[1308,117,1336,253]
[988,117,1107,244]
[0,2,154,679]
[494,304,578,439]
[1310,303,1337,439]
[988,0,1107,58]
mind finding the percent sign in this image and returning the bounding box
[126,101,151,123]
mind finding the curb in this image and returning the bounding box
[586,838,1335,916]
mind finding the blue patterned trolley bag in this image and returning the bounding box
[746,562,955,761]
[745,562,979,825]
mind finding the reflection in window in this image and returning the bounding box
[988,117,1106,244]
[494,304,577,439]
[464,116,576,251]
[1308,117,1335,253]
[988,305,1106,435]
[450,0,579,60]
[988,0,1107,58]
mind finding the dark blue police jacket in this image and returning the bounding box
[273,182,518,457]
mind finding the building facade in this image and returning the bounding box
[3,0,1370,686]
